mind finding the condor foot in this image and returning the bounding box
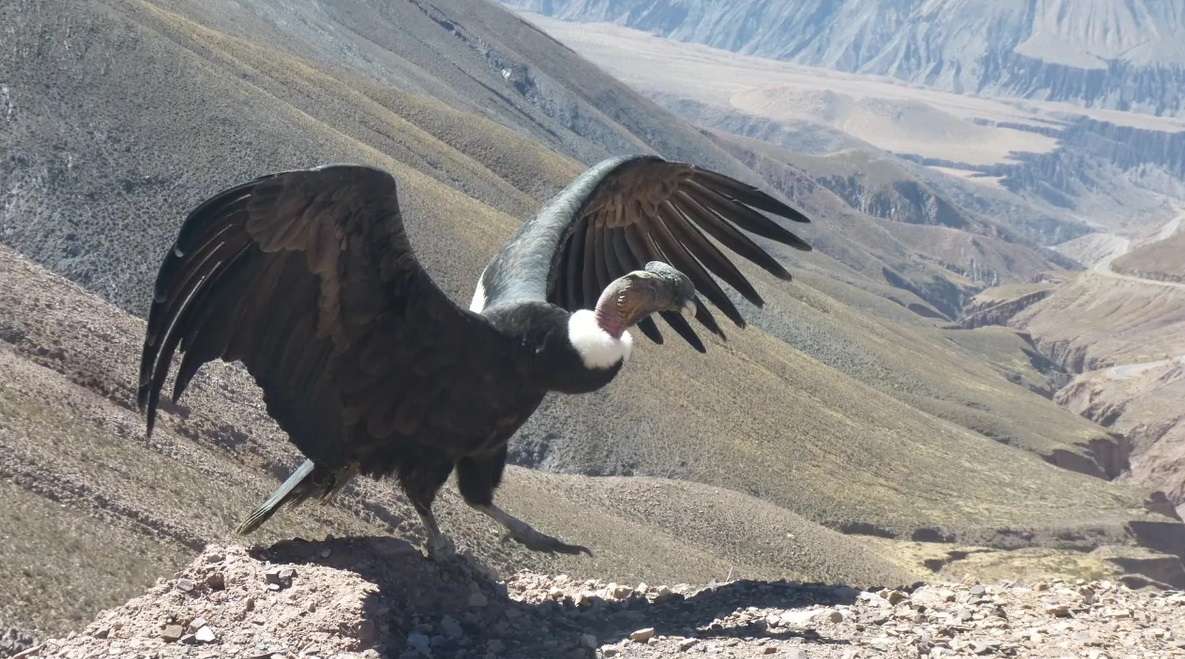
[475,503,591,556]
[426,532,458,561]
[501,525,591,555]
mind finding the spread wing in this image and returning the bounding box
[478,156,810,351]
[137,165,503,470]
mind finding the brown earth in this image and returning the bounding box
[18,543,1185,659]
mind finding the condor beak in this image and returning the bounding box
[679,299,696,321]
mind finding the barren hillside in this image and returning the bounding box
[497,5,1185,526]
[966,264,1185,518]
[502,0,1185,117]
[516,11,1185,243]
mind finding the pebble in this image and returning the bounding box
[1046,604,1072,617]
[439,615,463,639]
[629,627,656,643]
[160,625,184,643]
[174,578,195,593]
[187,618,208,634]
[205,572,226,591]
[265,568,296,588]
[778,610,816,627]
[654,585,676,602]
[405,632,431,655]
[193,626,216,643]
[609,583,632,599]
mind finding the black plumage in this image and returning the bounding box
[138,156,811,557]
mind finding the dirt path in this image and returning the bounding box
[1075,212,1185,376]
[1090,211,1185,291]
[1101,355,1185,381]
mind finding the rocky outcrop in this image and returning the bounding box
[815,176,974,231]
[1056,358,1185,515]
[1040,432,1132,483]
[896,116,1185,234]
[503,0,1185,116]
[993,118,1185,208]
[959,289,1052,329]
[0,630,37,659]
[20,543,1185,659]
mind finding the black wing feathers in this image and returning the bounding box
[467,155,809,352]
[516,156,810,351]
[138,166,497,471]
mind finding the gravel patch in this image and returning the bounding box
[19,542,1185,658]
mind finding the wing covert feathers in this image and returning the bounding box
[137,165,487,471]
[541,156,811,350]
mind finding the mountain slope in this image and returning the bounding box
[502,0,1185,116]
[1,0,1128,481]
[1113,222,1185,283]
[513,10,1185,244]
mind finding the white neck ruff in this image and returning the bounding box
[568,309,633,370]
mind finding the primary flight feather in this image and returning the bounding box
[137,155,811,557]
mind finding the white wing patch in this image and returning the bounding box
[469,270,487,312]
[568,309,633,369]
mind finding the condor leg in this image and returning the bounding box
[397,453,456,560]
[456,448,591,556]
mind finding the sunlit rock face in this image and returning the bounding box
[502,0,1185,116]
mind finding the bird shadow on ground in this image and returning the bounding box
[256,536,858,658]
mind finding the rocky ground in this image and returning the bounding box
[16,541,1185,659]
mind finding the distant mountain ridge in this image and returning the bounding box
[501,0,1185,117]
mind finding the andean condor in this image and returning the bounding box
[137,156,811,557]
